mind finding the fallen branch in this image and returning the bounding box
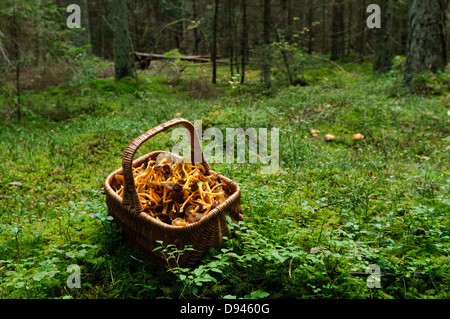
[313,199,347,211]
[311,54,357,76]
[349,271,395,277]
[134,52,210,63]
[134,51,229,64]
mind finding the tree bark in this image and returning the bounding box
[113,0,134,81]
[13,9,21,121]
[403,0,447,84]
[240,0,247,84]
[192,0,200,55]
[355,0,366,59]
[228,0,234,77]
[330,0,344,61]
[263,0,271,87]
[373,0,393,74]
[283,0,293,43]
[212,0,219,84]
[306,1,314,54]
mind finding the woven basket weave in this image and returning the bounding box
[104,118,244,268]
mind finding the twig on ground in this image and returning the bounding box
[311,54,357,76]
[311,195,397,213]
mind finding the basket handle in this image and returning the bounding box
[121,118,209,214]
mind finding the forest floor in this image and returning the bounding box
[0,58,449,299]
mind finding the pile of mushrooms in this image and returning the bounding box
[114,152,230,226]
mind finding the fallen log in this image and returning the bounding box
[133,51,228,69]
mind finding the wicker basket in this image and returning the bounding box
[104,118,244,268]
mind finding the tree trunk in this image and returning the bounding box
[212,0,219,84]
[346,0,351,57]
[113,0,134,81]
[240,0,247,84]
[273,27,294,85]
[192,0,200,55]
[233,5,240,76]
[13,9,21,121]
[306,1,314,53]
[263,0,271,87]
[321,0,326,53]
[0,37,7,73]
[330,0,344,61]
[373,0,393,74]
[355,0,366,59]
[282,0,293,43]
[403,0,447,84]
[228,0,234,77]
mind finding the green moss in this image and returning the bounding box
[0,60,449,299]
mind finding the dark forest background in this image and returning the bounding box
[0,0,448,92]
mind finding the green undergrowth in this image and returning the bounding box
[0,60,449,299]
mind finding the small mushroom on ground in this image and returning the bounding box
[353,133,365,140]
[325,134,335,141]
[9,181,22,187]
[310,129,320,137]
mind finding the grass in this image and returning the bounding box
[0,58,449,299]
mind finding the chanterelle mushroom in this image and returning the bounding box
[114,153,231,226]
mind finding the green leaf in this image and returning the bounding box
[193,267,204,276]
[15,282,25,289]
[33,272,45,282]
[245,290,270,299]
[210,268,222,274]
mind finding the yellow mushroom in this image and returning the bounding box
[116,186,124,197]
[114,174,124,184]
[180,191,197,212]
[161,202,170,215]
[210,181,226,192]
[115,153,230,224]
[192,198,212,208]
[310,129,320,137]
[172,217,188,226]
